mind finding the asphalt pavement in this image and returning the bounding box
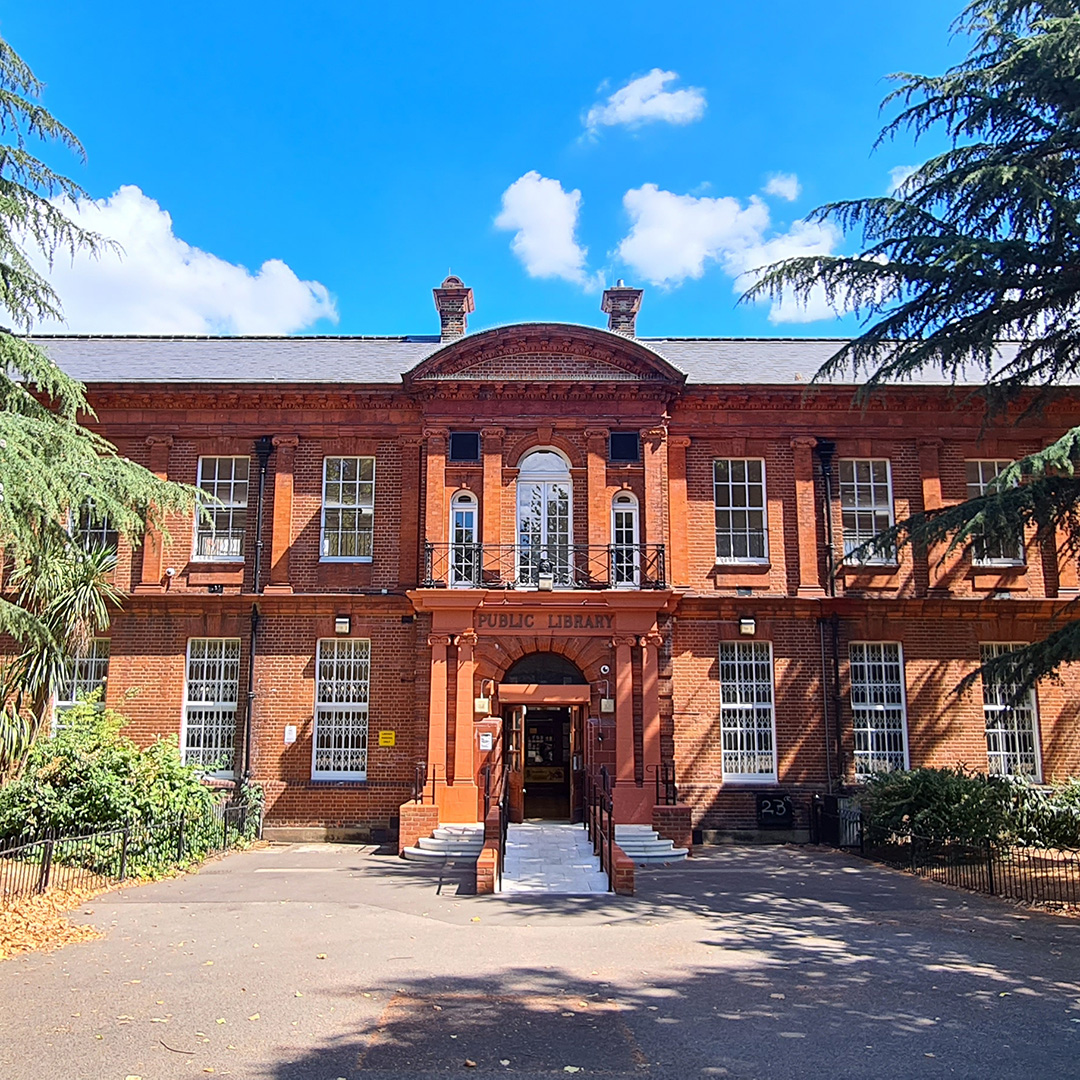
[1,840,1078,1080]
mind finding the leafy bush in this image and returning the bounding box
[0,703,214,840]
[861,767,1080,848]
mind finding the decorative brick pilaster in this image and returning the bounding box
[640,631,663,772]
[398,435,424,587]
[427,634,452,784]
[482,428,505,557]
[134,435,173,593]
[667,435,691,587]
[612,635,637,787]
[424,428,449,549]
[265,434,298,594]
[454,631,478,785]
[641,427,667,549]
[585,428,609,548]
[791,436,825,596]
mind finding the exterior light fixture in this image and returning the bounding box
[475,678,496,715]
[597,678,615,713]
[334,615,351,635]
[739,616,756,636]
[537,555,554,591]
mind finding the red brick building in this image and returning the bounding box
[43,277,1080,841]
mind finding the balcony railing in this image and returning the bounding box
[421,543,666,590]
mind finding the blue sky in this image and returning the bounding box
[5,1,964,338]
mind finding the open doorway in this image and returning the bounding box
[521,707,571,819]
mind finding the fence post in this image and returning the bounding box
[36,837,55,894]
[176,813,186,862]
[984,837,995,895]
[119,826,131,881]
[223,809,230,851]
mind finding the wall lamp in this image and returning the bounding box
[739,616,757,637]
[475,678,496,715]
[334,615,351,635]
[597,678,615,713]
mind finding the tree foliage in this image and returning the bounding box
[0,35,195,749]
[746,0,1080,694]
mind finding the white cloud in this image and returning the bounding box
[584,69,705,135]
[887,165,919,194]
[763,172,801,202]
[26,185,337,334]
[495,171,597,288]
[615,182,845,323]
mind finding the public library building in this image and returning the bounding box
[40,277,1080,842]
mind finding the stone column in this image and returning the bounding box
[134,435,173,593]
[640,631,663,773]
[426,634,452,786]
[612,635,637,787]
[641,427,667,549]
[667,436,691,587]
[791,436,825,596]
[454,630,478,784]
[585,428,609,549]
[398,436,424,587]
[481,427,505,575]
[265,435,298,594]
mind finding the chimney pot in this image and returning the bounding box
[433,275,475,341]
[601,282,644,338]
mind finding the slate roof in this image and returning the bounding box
[32,329,1015,387]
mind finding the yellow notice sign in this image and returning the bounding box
[378,730,396,748]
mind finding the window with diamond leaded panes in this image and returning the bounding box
[981,643,1041,779]
[55,639,110,717]
[848,642,909,779]
[718,641,776,781]
[839,459,895,564]
[321,457,375,560]
[194,457,249,560]
[183,638,241,772]
[312,638,370,779]
[965,460,1024,565]
[713,459,768,562]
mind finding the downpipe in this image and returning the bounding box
[243,436,274,782]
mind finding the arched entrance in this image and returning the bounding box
[502,652,588,821]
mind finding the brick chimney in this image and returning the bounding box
[433,275,475,341]
[601,280,643,337]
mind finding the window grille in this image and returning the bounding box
[195,457,249,559]
[966,460,1024,565]
[714,459,768,561]
[719,641,776,780]
[55,638,110,716]
[76,503,118,552]
[313,638,370,779]
[183,638,241,771]
[849,642,909,778]
[321,457,375,560]
[981,643,1040,778]
[839,459,895,563]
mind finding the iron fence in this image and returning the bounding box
[812,795,1080,906]
[584,766,616,892]
[0,800,262,904]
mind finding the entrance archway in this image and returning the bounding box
[502,652,587,821]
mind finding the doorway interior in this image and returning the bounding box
[520,707,571,819]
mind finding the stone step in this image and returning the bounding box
[616,839,676,853]
[401,845,481,862]
[615,824,662,835]
[433,826,484,841]
[415,836,484,855]
[437,822,484,834]
[626,848,689,865]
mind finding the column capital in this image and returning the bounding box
[641,427,667,444]
[272,434,299,449]
[917,438,943,451]
[668,435,691,449]
[457,630,479,648]
[427,634,454,648]
[423,427,449,445]
[401,434,426,448]
[611,635,638,650]
[790,436,818,450]
[481,426,506,442]
[585,427,610,443]
[145,434,174,448]
[639,631,664,649]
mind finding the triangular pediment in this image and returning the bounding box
[403,323,686,386]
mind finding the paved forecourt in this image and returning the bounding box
[0,842,1078,1080]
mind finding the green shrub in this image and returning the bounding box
[0,702,214,840]
[861,767,1080,848]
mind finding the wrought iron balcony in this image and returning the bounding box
[421,543,666,590]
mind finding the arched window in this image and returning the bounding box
[516,449,573,586]
[611,492,640,587]
[449,490,478,587]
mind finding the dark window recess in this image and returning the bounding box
[449,432,481,462]
[609,433,641,462]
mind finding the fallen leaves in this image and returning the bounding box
[316,953,327,960]
[0,886,105,961]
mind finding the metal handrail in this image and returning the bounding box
[413,762,438,804]
[421,542,667,590]
[646,762,678,806]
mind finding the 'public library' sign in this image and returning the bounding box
[476,611,615,633]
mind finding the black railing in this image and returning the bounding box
[812,796,1080,906]
[422,543,666,590]
[647,762,678,806]
[0,801,262,904]
[584,766,616,893]
[413,762,438,804]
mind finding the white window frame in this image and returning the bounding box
[193,456,249,562]
[848,642,910,779]
[515,448,574,588]
[839,458,896,565]
[54,638,110,722]
[320,456,376,562]
[75,502,118,553]
[966,460,1025,567]
[718,640,777,783]
[713,458,769,564]
[182,638,241,774]
[611,491,640,587]
[312,638,371,780]
[449,490,479,588]
[981,643,1042,780]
